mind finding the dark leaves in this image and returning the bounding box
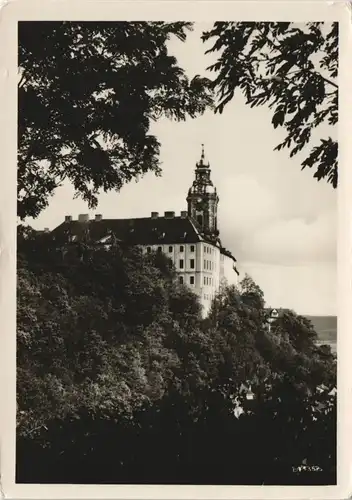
[272,108,285,129]
[302,138,338,187]
[202,22,338,187]
[18,21,214,219]
[17,234,336,483]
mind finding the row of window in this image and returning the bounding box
[179,276,195,285]
[178,259,195,269]
[177,259,217,271]
[174,245,195,253]
[179,259,214,271]
[178,276,215,287]
[204,276,214,286]
[146,249,215,273]
[146,245,216,255]
[203,293,214,301]
[146,245,195,254]
[204,245,214,254]
[204,259,215,271]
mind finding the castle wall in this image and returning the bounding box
[141,241,229,317]
[220,253,240,288]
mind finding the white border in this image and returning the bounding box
[1,1,351,499]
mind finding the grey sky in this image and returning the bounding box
[28,23,337,316]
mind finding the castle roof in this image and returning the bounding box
[51,212,238,265]
[51,214,204,246]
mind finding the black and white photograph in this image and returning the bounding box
[2,1,350,495]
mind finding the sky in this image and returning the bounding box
[27,23,337,316]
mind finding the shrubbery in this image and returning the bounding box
[16,227,336,484]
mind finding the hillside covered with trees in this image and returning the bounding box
[17,228,336,485]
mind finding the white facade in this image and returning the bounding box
[141,240,239,317]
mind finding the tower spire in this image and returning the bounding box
[197,143,209,168]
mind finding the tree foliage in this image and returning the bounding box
[17,231,194,438]
[202,22,338,186]
[17,230,336,484]
[18,22,213,219]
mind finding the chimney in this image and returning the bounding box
[78,214,89,222]
[95,214,103,222]
[151,212,159,219]
[180,211,187,219]
[164,211,175,219]
[65,215,72,222]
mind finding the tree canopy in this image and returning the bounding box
[202,22,338,187]
[18,22,338,223]
[17,230,336,484]
[18,21,213,219]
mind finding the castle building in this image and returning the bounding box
[51,146,239,317]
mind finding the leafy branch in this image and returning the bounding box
[202,22,338,187]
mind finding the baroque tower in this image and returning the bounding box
[187,145,219,241]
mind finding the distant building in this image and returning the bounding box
[51,146,239,317]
